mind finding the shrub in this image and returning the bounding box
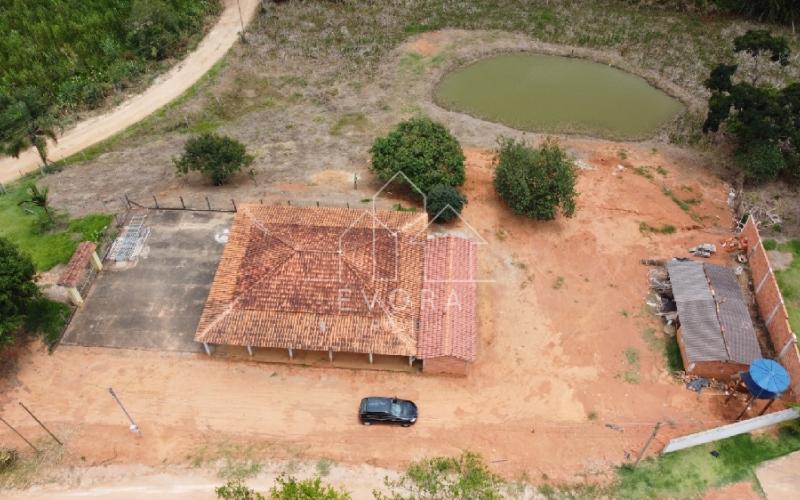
[0,237,39,345]
[493,137,578,220]
[370,117,465,195]
[736,143,786,183]
[216,479,264,500]
[426,184,466,223]
[269,475,350,500]
[174,132,253,185]
[376,451,504,500]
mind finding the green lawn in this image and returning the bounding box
[0,180,113,271]
[765,239,800,334]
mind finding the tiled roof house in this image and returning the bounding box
[195,204,478,375]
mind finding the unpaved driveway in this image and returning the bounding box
[0,0,261,184]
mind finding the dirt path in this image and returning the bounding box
[0,0,262,185]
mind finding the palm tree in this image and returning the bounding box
[0,88,60,172]
[18,183,52,222]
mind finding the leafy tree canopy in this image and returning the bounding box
[733,30,790,66]
[702,31,800,182]
[0,237,40,345]
[493,137,578,220]
[174,132,254,185]
[370,117,465,195]
[0,87,60,167]
[426,184,467,223]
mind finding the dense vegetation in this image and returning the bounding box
[215,476,350,500]
[174,132,254,185]
[633,1,800,26]
[426,184,466,223]
[0,238,39,346]
[765,238,800,334]
[703,30,800,182]
[370,117,465,196]
[0,0,220,114]
[493,138,578,220]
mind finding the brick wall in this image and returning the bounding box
[742,217,800,400]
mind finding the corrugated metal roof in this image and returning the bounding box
[705,264,762,364]
[666,260,761,365]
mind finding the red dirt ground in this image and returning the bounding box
[0,142,750,484]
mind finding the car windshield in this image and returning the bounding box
[391,402,403,416]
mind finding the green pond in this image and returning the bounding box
[435,53,684,139]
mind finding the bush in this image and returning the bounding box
[493,137,578,220]
[370,117,465,195]
[736,143,786,183]
[0,237,39,345]
[174,132,253,185]
[426,184,466,223]
[269,476,350,500]
[216,479,264,500]
[376,451,504,500]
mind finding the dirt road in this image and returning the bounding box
[0,0,262,185]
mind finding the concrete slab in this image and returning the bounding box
[61,210,232,352]
[756,450,800,500]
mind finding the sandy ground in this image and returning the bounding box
[756,450,800,500]
[0,141,750,493]
[0,0,262,184]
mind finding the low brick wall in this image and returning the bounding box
[741,217,800,400]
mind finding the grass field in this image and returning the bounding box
[0,180,112,271]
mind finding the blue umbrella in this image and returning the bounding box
[743,358,791,400]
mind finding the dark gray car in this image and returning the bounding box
[359,397,418,427]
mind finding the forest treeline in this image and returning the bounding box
[629,1,800,26]
[0,0,220,113]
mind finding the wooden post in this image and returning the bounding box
[153,195,159,209]
[124,193,132,209]
[180,196,186,209]
[408,356,414,366]
[203,342,212,356]
[66,287,84,307]
[206,197,211,210]
[19,402,62,446]
[633,421,661,467]
[758,398,776,416]
[288,348,294,359]
[231,199,237,212]
[369,352,373,364]
[328,349,333,362]
[246,345,253,356]
[736,394,756,421]
[0,416,39,453]
[354,174,357,189]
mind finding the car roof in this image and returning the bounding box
[364,397,392,412]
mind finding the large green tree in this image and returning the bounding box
[370,117,465,195]
[493,137,578,220]
[174,132,254,185]
[0,238,39,345]
[0,88,60,170]
[702,30,800,182]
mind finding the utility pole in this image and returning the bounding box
[236,0,247,43]
[0,416,39,453]
[634,421,662,467]
[108,388,140,434]
[18,402,62,446]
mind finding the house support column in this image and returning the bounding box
[288,348,294,359]
[408,356,414,366]
[89,250,103,271]
[246,345,253,356]
[203,342,212,356]
[66,287,84,307]
[328,349,334,362]
[368,352,373,364]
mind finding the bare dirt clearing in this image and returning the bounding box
[1,140,745,487]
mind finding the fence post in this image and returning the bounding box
[124,193,131,209]
[231,199,237,212]
[287,200,291,206]
[316,201,319,207]
[18,402,62,446]
[180,196,186,209]
[0,416,39,453]
[152,195,159,209]
[354,174,358,190]
[206,196,211,210]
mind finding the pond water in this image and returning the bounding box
[435,53,684,139]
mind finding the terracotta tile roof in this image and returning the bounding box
[417,236,478,361]
[57,241,97,287]
[195,204,428,356]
